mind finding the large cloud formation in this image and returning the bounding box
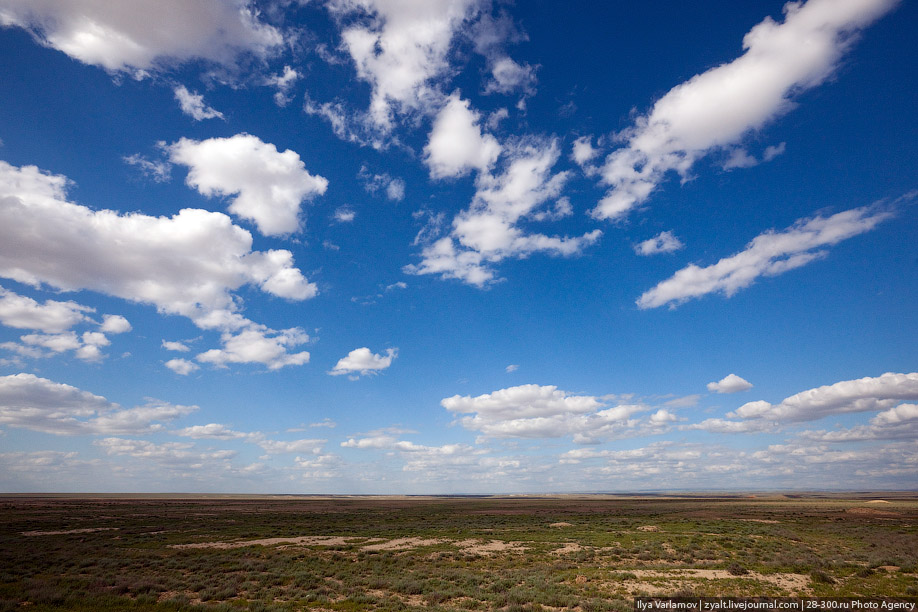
[0,0,283,74]
[168,134,328,237]
[592,0,899,221]
[0,160,315,369]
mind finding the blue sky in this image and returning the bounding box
[0,0,915,493]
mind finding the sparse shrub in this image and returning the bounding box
[728,562,749,576]
[810,569,835,584]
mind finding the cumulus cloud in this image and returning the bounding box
[0,286,93,333]
[571,136,598,168]
[0,288,132,363]
[634,231,684,256]
[255,438,326,455]
[173,85,224,121]
[197,327,310,371]
[0,0,283,74]
[94,437,235,469]
[329,347,397,377]
[165,358,199,376]
[591,0,899,221]
[637,203,894,309]
[424,93,501,179]
[442,384,648,442]
[707,373,754,394]
[407,136,602,286]
[341,433,501,477]
[100,314,131,334]
[0,373,196,435]
[332,207,355,223]
[324,0,483,131]
[729,372,918,422]
[0,160,317,369]
[799,404,918,442]
[168,134,329,236]
[174,423,248,440]
[162,340,190,352]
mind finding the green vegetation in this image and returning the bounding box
[0,494,916,610]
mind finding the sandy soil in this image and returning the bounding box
[21,527,119,536]
[360,537,444,551]
[170,535,372,549]
[455,539,528,554]
[626,568,810,592]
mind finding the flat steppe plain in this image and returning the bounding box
[1,494,916,610]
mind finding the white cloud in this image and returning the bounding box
[329,347,397,377]
[324,0,483,130]
[94,437,234,466]
[0,0,283,74]
[799,404,918,442]
[592,0,898,221]
[683,417,776,434]
[505,364,518,373]
[634,231,684,256]
[162,340,190,352]
[722,142,786,170]
[358,165,406,201]
[174,423,249,440]
[729,372,918,422]
[172,423,326,455]
[571,136,598,168]
[637,203,893,309]
[484,56,537,96]
[334,207,356,223]
[0,160,317,369]
[386,177,406,201]
[265,65,299,107]
[168,134,329,237]
[407,137,602,286]
[100,314,131,334]
[0,161,316,322]
[196,326,310,371]
[707,373,754,394]
[165,358,199,376]
[173,85,224,121]
[255,438,326,455]
[425,93,501,179]
[0,286,93,333]
[0,373,196,435]
[341,434,496,477]
[0,288,131,362]
[442,384,647,442]
[123,154,172,183]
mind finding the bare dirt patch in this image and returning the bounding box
[170,535,373,549]
[551,542,584,555]
[627,569,810,593]
[846,507,901,518]
[21,527,119,536]
[360,537,443,551]
[455,539,528,555]
[549,521,573,527]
